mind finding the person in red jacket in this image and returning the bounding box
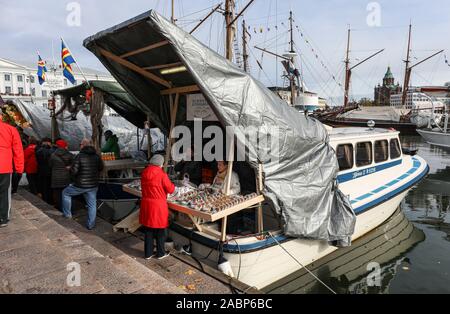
[140,154,175,260]
[23,136,39,194]
[0,112,24,227]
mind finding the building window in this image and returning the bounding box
[31,88,36,96]
[336,144,354,171]
[5,74,11,81]
[30,76,35,83]
[42,90,47,98]
[390,139,402,159]
[374,140,389,163]
[64,79,68,86]
[18,87,24,95]
[5,86,12,94]
[17,75,23,82]
[356,142,373,167]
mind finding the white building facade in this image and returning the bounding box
[0,57,114,107]
[390,89,446,111]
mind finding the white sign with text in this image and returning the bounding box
[186,94,218,121]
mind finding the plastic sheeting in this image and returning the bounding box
[12,99,142,153]
[53,81,147,128]
[83,10,355,245]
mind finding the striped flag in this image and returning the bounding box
[61,40,76,84]
[37,55,47,85]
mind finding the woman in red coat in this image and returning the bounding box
[140,154,175,260]
[23,137,38,194]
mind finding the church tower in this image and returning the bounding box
[374,67,402,106]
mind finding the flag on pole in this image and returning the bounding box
[37,55,47,85]
[61,40,76,84]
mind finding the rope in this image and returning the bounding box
[267,232,337,294]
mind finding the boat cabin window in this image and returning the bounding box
[336,144,354,171]
[390,139,402,159]
[374,140,389,163]
[356,142,373,167]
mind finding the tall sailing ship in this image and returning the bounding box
[316,24,444,135]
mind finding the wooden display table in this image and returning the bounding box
[119,185,265,240]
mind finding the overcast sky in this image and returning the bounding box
[2,0,450,105]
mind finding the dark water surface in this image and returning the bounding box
[264,136,450,294]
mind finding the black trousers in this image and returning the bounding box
[11,173,22,194]
[144,227,166,258]
[38,174,52,204]
[0,174,12,223]
[27,174,39,195]
[52,188,64,211]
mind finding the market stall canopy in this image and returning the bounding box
[83,10,355,245]
[9,98,141,153]
[53,80,146,128]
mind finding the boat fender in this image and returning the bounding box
[218,255,235,278]
[180,244,192,256]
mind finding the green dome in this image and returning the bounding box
[384,66,394,80]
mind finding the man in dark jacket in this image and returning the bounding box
[35,137,55,203]
[49,139,74,211]
[61,139,103,230]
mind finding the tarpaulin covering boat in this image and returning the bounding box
[83,10,355,244]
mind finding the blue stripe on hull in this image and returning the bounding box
[337,159,402,183]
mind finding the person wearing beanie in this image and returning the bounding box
[61,138,103,230]
[140,154,175,260]
[49,139,74,211]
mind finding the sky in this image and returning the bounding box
[2,0,450,105]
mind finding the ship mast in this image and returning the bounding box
[225,0,235,61]
[400,24,443,109]
[242,19,249,72]
[171,0,175,23]
[401,23,412,108]
[343,27,351,108]
[342,26,384,108]
[289,11,296,106]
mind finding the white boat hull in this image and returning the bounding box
[169,153,428,289]
[170,190,407,289]
[417,129,450,148]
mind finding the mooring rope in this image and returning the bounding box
[267,232,337,295]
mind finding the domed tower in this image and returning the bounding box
[383,66,395,87]
[374,66,402,106]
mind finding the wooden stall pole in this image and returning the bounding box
[224,135,235,196]
[221,216,228,242]
[164,93,180,170]
[146,116,152,159]
[256,163,264,234]
[221,132,236,242]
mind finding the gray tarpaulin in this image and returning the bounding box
[83,10,355,245]
[12,99,141,152]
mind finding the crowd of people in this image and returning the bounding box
[2,109,254,260]
[1,112,108,230]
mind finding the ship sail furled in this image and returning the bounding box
[83,10,356,246]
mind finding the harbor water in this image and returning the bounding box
[263,135,450,294]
